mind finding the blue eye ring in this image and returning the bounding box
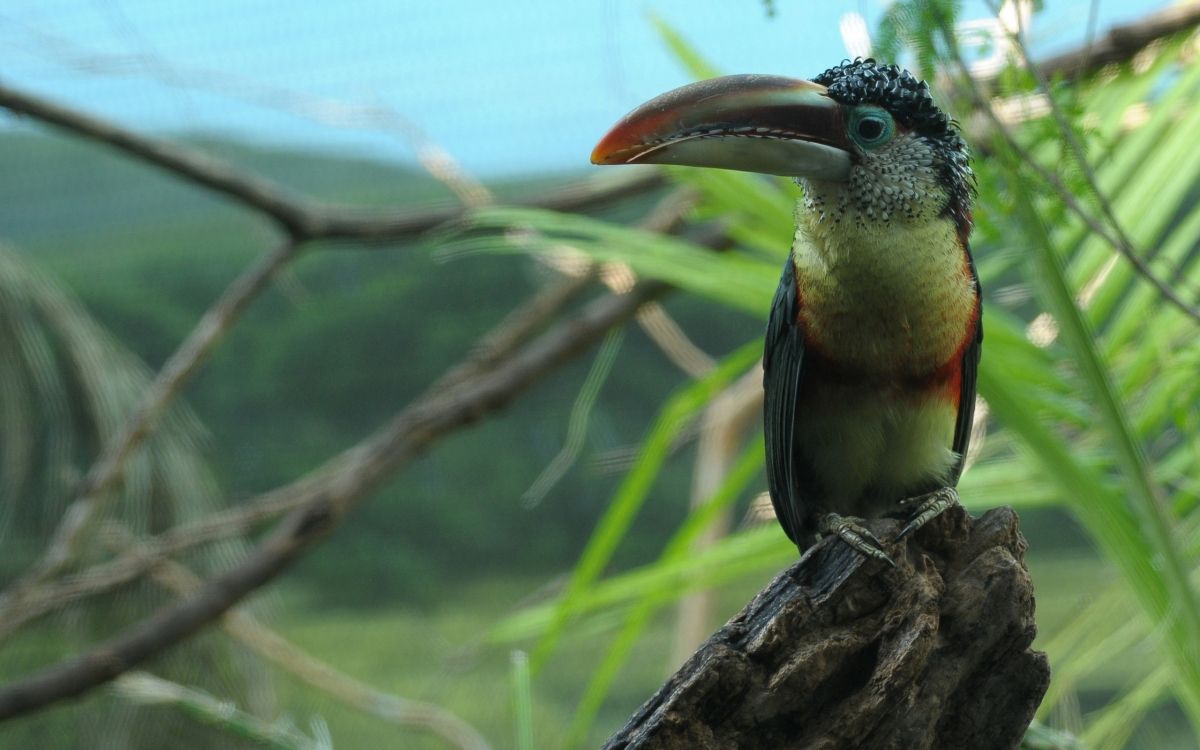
[848,106,895,150]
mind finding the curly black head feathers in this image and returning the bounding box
[815,58,973,230]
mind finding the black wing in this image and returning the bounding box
[763,258,809,547]
[947,248,983,485]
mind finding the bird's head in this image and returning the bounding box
[592,58,972,236]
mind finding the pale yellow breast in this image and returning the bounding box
[793,210,976,378]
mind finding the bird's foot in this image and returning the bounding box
[896,486,960,539]
[818,513,895,567]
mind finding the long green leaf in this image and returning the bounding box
[529,341,762,671]
[1009,174,1200,727]
[564,435,768,747]
[445,206,778,316]
[1084,665,1174,750]
[488,523,790,644]
[649,14,721,80]
[511,651,534,750]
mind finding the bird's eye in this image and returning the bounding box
[857,118,885,140]
[848,107,895,150]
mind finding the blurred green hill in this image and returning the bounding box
[0,131,759,606]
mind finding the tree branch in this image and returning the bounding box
[0,266,585,638]
[0,191,715,637]
[0,493,309,641]
[0,75,667,619]
[1034,1,1200,82]
[604,506,1049,749]
[0,238,300,608]
[0,80,662,241]
[0,274,672,720]
[29,230,343,583]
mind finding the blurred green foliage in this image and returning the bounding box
[0,132,759,608]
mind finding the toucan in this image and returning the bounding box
[591,59,981,565]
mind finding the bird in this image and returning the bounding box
[591,59,981,565]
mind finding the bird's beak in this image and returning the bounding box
[591,74,852,181]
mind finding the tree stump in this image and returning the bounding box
[603,505,1049,750]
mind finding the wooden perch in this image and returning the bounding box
[604,505,1048,750]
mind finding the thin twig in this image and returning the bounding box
[0,273,674,720]
[0,83,312,238]
[0,239,300,610]
[113,672,322,750]
[0,204,723,639]
[433,273,598,395]
[629,187,716,377]
[111,527,491,750]
[998,0,1200,325]
[216,608,492,750]
[0,495,306,639]
[943,17,1200,324]
[635,303,716,377]
[0,262,596,637]
[0,81,663,241]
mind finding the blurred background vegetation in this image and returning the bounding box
[2,1,1200,748]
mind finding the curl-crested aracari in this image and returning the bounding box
[591,59,981,565]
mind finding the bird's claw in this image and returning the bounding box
[897,487,960,539]
[818,513,895,567]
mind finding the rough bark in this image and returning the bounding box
[604,505,1049,750]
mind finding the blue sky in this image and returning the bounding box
[1,0,1167,178]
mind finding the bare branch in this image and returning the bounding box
[1034,2,1200,82]
[0,212,729,641]
[0,264,601,637]
[0,505,311,720]
[611,187,715,377]
[0,238,300,608]
[0,80,663,241]
[0,78,672,621]
[113,672,320,750]
[434,185,697,392]
[0,64,706,722]
[447,270,596,389]
[0,274,672,720]
[0,83,314,238]
[310,170,664,242]
[635,304,716,378]
[0,492,305,639]
[216,602,492,750]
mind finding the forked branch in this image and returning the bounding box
[0,277,670,720]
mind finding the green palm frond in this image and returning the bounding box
[445,206,779,316]
[446,17,1200,749]
[0,243,266,748]
[972,37,1200,741]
